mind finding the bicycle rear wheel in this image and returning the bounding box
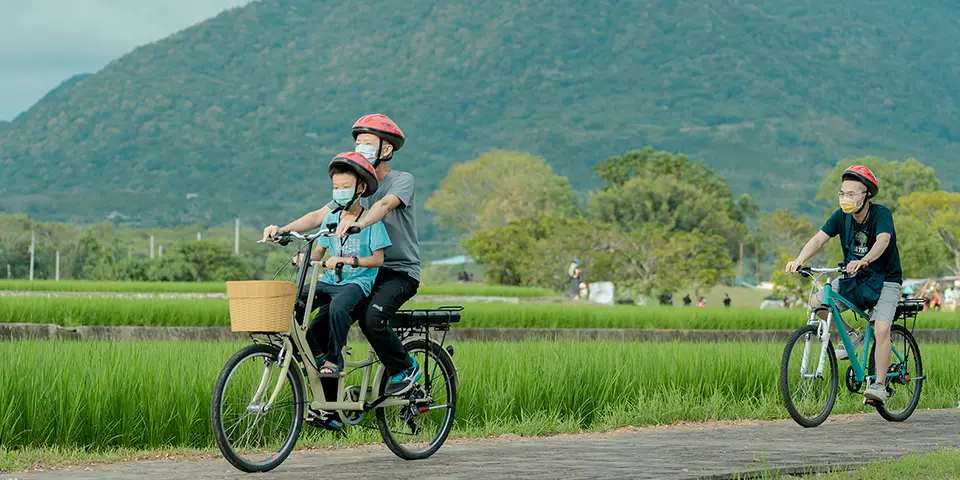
[211,343,305,472]
[780,324,838,427]
[376,339,457,460]
[869,324,923,422]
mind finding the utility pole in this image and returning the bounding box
[55,250,60,282]
[754,246,761,285]
[159,245,163,258]
[150,235,155,259]
[29,231,35,281]
[738,242,745,284]
[234,218,240,255]
[6,264,11,279]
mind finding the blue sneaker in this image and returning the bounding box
[306,409,345,435]
[385,357,422,396]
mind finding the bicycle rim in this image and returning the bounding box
[376,341,457,460]
[780,325,838,427]
[212,344,304,472]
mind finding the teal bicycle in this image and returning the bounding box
[779,265,925,427]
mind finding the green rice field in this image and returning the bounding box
[0,340,956,459]
[0,296,955,330]
[0,280,554,298]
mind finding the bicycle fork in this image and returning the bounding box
[249,340,295,414]
[801,311,832,379]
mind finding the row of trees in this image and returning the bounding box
[426,148,747,297]
[426,149,960,300]
[0,215,273,282]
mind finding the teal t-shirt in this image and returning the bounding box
[316,210,391,295]
[820,204,902,284]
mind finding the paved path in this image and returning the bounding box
[4,410,958,480]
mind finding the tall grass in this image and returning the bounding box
[0,340,957,453]
[418,284,555,298]
[1,296,956,330]
[0,280,554,298]
[0,280,226,293]
[0,297,228,327]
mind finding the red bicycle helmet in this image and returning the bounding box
[841,165,879,198]
[352,114,405,151]
[329,152,379,197]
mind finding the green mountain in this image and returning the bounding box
[2,0,960,235]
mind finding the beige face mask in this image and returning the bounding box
[839,197,860,214]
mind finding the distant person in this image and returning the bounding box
[469,273,475,282]
[682,294,692,307]
[723,293,732,308]
[697,297,707,308]
[568,258,581,298]
[659,292,674,306]
[576,281,588,301]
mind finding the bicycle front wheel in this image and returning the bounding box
[780,324,838,427]
[211,343,305,472]
[869,324,923,422]
[376,339,457,460]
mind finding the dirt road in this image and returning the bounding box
[4,409,958,480]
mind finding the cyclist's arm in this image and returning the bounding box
[329,249,384,268]
[794,230,831,264]
[862,233,891,264]
[283,205,332,233]
[310,245,327,262]
[360,249,385,268]
[358,195,402,229]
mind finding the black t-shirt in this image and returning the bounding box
[820,204,903,284]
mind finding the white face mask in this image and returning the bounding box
[355,144,377,162]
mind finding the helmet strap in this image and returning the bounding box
[339,186,362,210]
[855,194,869,215]
[372,138,393,168]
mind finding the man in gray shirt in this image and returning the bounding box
[262,114,422,424]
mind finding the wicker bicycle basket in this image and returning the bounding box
[226,281,298,332]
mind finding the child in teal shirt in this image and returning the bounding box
[293,152,391,378]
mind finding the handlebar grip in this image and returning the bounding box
[345,226,362,235]
[275,230,292,246]
[335,263,345,282]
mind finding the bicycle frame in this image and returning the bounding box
[805,275,907,384]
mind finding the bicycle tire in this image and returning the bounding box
[868,324,923,422]
[376,339,457,460]
[211,343,305,472]
[780,324,838,428]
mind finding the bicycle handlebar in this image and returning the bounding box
[796,264,846,278]
[258,225,362,246]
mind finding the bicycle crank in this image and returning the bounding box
[845,366,862,393]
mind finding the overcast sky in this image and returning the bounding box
[0,0,252,120]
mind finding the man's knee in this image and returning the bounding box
[873,321,892,338]
[359,307,386,331]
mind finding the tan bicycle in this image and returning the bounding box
[211,228,461,472]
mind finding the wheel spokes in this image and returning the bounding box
[219,353,297,465]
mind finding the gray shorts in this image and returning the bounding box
[814,279,902,325]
